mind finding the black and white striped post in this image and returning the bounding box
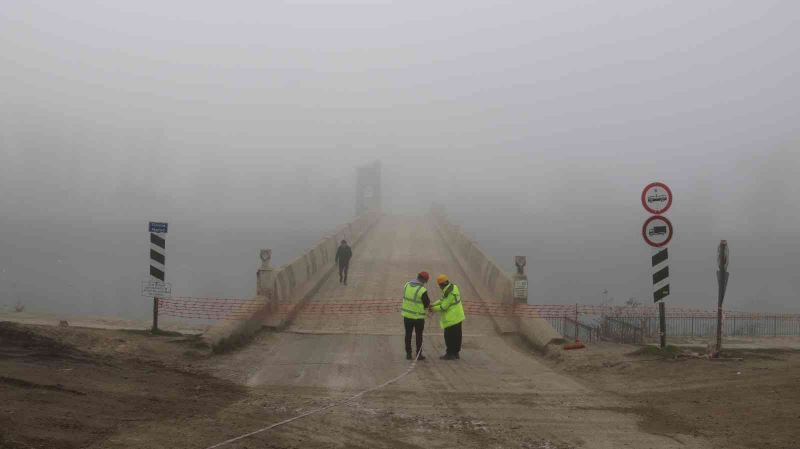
[641,183,674,349]
[148,221,168,332]
[652,247,670,303]
[652,246,670,348]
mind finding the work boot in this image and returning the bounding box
[406,353,412,360]
[439,354,453,360]
[417,353,426,361]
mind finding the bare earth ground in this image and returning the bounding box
[551,341,800,449]
[0,321,244,449]
[2,321,799,448]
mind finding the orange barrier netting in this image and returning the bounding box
[156,297,800,321]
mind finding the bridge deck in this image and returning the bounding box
[288,215,496,335]
[201,217,704,448]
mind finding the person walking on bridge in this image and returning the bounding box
[401,271,431,360]
[429,274,465,360]
[335,240,352,285]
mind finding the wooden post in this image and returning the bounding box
[715,307,723,354]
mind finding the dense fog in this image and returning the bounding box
[1,1,798,318]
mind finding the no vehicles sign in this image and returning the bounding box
[641,182,673,215]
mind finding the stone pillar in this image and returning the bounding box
[512,256,528,304]
[257,249,275,299]
[355,161,381,216]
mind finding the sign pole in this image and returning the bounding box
[147,221,169,334]
[641,182,674,350]
[715,240,730,356]
[152,296,160,332]
[658,301,666,348]
[715,288,723,355]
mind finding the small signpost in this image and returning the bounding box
[641,183,674,349]
[145,221,169,332]
[715,240,730,356]
[513,256,528,302]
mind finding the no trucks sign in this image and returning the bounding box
[642,215,674,248]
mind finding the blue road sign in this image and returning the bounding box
[149,222,168,234]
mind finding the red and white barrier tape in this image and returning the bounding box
[156,297,800,321]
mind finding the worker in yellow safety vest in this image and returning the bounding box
[429,274,465,360]
[401,271,431,360]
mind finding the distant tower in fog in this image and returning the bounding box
[355,161,381,216]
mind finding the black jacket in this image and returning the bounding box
[419,290,431,309]
[335,245,352,265]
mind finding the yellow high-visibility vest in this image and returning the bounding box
[401,281,427,319]
[431,283,465,329]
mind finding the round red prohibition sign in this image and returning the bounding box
[641,182,673,215]
[642,215,674,248]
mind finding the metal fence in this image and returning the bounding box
[604,314,800,340]
[599,316,645,344]
[544,316,600,342]
[540,306,800,343]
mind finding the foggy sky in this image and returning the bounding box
[1,1,799,318]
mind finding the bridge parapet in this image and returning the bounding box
[430,207,565,351]
[204,211,381,351]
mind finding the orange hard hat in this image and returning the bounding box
[436,274,449,285]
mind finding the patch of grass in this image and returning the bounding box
[168,335,211,350]
[719,347,798,360]
[121,328,184,337]
[627,344,684,358]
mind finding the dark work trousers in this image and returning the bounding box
[338,261,349,284]
[403,317,425,356]
[443,322,463,356]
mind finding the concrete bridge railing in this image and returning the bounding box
[204,211,381,351]
[429,207,565,351]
